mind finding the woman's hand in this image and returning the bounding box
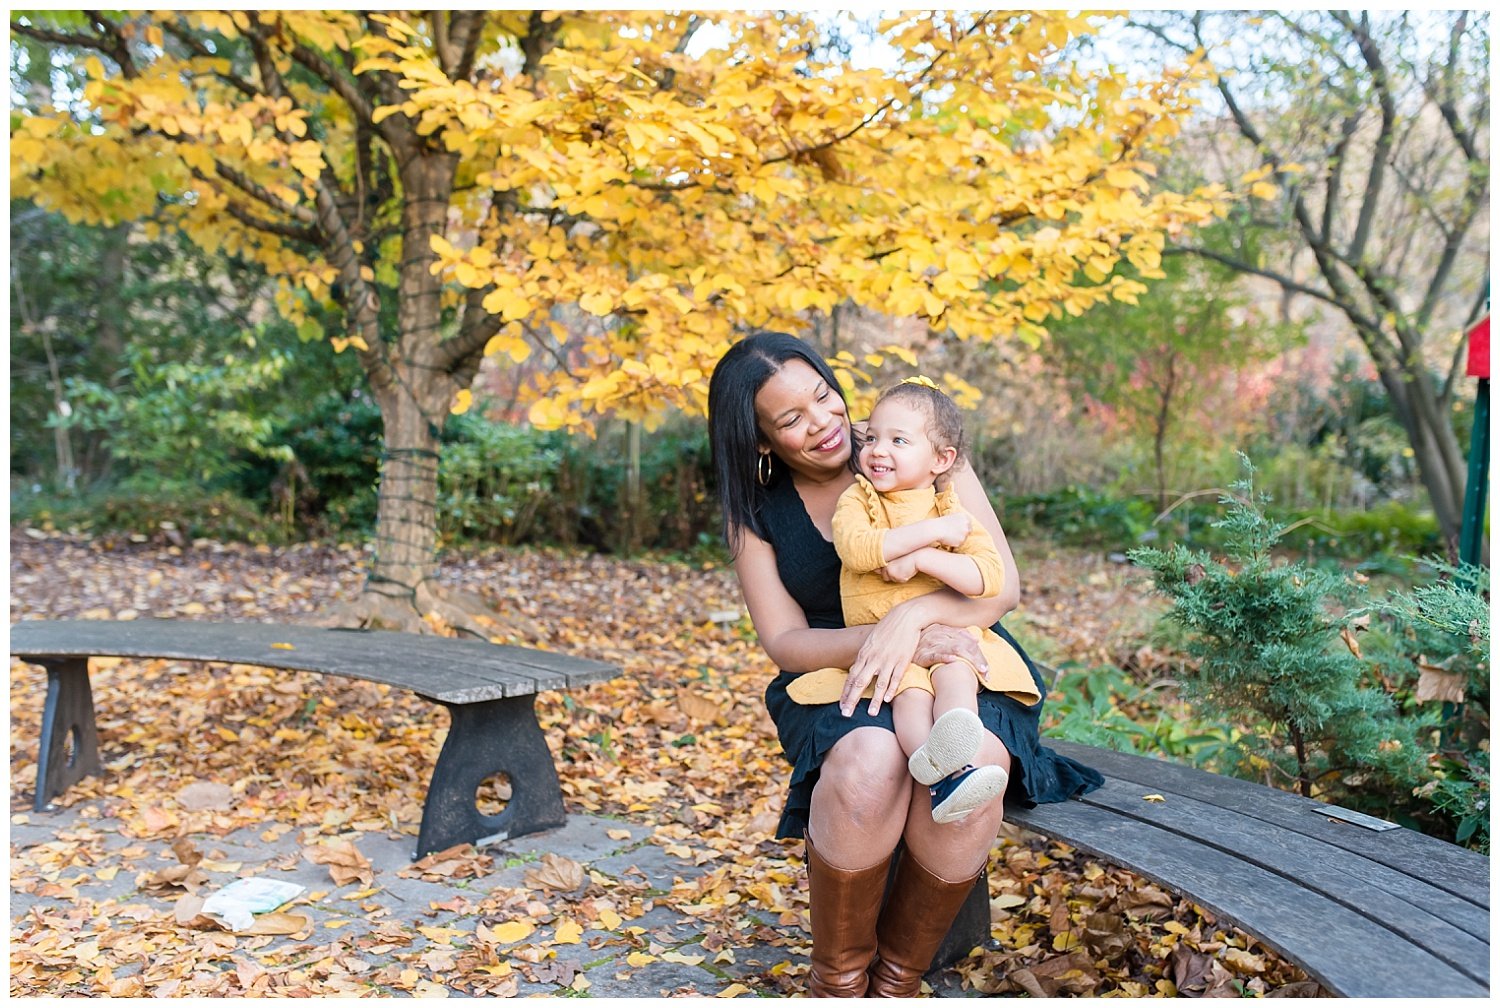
[912,624,987,676]
[841,603,925,717]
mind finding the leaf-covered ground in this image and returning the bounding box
[9,530,1324,996]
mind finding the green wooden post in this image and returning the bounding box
[1458,378,1488,568]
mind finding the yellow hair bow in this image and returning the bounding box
[901,375,940,390]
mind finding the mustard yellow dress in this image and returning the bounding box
[786,476,1042,707]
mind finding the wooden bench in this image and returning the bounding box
[9,618,620,858]
[932,739,1489,997]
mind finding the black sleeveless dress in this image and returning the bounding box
[758,474,1104,839]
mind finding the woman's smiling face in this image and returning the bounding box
[753,359,851,479]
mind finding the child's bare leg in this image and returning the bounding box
[890,688,933,761]
[905,664,983,787]
[922,661,1008,824]
[930,661,981,721]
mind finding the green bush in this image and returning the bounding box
[14,484,277,544]
[1000,485,1157,546]
[1271,501,1442,560]
[438,414,562,546]
[1129,457,1435,816]
[1362,559,1489,851]
[231,387,383,537]
[59,341,294,489]
[1046,662,1244,770]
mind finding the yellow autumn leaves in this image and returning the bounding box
[12,10,1244,433]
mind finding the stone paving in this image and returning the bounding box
[11,802,983,998]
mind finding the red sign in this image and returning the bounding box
[1468,316,1489,379]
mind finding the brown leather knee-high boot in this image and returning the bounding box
[867,850,984,997]
[804,834,892,997]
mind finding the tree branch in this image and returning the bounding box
[1322,110,1361,246]
[1166,244,1386,335]
[13,12,137,78]
[160,17,259,97]
[215,190,321,243]
[1425,12,1482,164]
[81,11,139,78]
[1335,11,1395,267]
[211,161,319,227]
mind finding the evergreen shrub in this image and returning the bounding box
[1129,457,1435,819]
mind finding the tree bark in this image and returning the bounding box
[364,151,461,600]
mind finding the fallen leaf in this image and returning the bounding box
[532,959,579,985]
[171,837,204,866]
[416,925,467,945]
[247,911,312,936]
[1339,626,1362,658]
[177,781,235,811]
[1142,794,1166,803]
[303,840,374,887]
[483,920,535,945]
[1223,946,1267,973]
[1415,663,1466,704]
[524,852,585,894]
[679,692,721,724]
[400,844,493,881]
[174,893,208,925]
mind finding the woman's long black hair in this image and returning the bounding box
[707,331,845,555]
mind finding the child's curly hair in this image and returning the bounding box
[875,380,967,461]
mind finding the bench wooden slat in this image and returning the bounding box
[10,620,617,704]
[1008,794,1487,998]
[1047,740,1489,910]
[1075,777,1490,973]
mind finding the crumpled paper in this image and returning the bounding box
[199,877,305,931]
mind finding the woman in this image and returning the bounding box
[707,332,1102,997]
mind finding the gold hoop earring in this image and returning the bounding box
[757,452,772,486]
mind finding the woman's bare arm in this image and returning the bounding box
[734,531,875,673]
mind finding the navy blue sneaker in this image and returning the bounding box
[929,764,1008,824]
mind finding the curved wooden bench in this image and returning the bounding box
[10,618,620,858]
[933,739,1489,997]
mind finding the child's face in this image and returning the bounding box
[858,398,954,493]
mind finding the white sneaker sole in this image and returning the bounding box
[907,708,983,785]
[932,765,1009,824]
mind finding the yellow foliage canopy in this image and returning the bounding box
[12,10,1227,431]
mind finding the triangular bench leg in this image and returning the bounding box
[415,695,566,858]
[34,657,103,811]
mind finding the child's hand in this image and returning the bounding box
[934,512,971,548]
[881,552,921,583]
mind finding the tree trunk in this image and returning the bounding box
[1364,334,1466,543]
[1152,351,1178,515]
[368,389,443,602]
[362,152,459,606]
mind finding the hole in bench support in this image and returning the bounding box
[475,773,513,819]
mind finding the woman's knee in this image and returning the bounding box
[978,731,1012,774]
[816,728,908,823]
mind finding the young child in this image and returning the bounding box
[788,377,1041,823]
